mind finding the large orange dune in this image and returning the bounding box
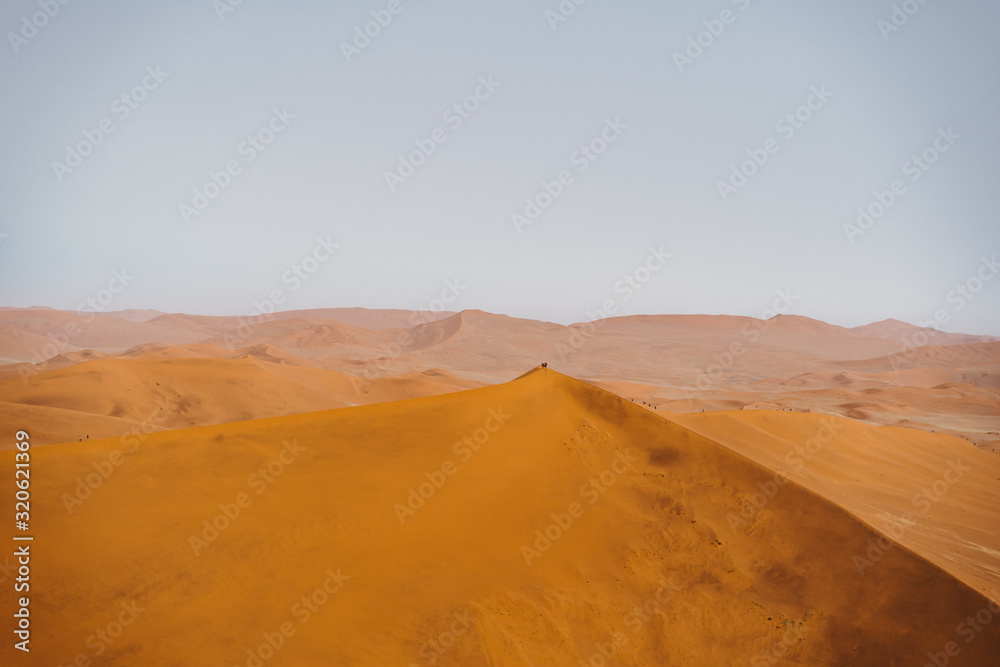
[1,369,997,665]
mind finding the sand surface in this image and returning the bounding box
[3,307,996,449]
[1,308,998,664]
[1,368,997,665]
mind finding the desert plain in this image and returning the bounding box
[1,305,998,665]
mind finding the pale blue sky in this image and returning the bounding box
[1,0,998,333]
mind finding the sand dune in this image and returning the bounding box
[1,307,997,450]
[216,317,384,349]
[0,355,485,446]
[92,308,165,323]
[0,324,77,365]
[0,399,168,445]
[0,356,350,435]
[851,318,999,346]
[270,306,455,330]
[2,368,996,665]
[773,367,1000,390]
[669,408,1000,597]
[0,310,215,360]
[843,341,1000,371]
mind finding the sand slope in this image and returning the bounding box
[0,355,485,446]
[669,409,1000,597]
[2,368,996,665]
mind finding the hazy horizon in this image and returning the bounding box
[4,302,999,338]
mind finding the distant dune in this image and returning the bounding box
[269,306,455,330]
[2,368,996,665]
[850,318,999,346]
[92,308,165,323]
[1,306,997,450]
[842,341,1000,371]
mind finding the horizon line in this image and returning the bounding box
[2,304,998,339]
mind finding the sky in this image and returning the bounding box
[1,0,998,334]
